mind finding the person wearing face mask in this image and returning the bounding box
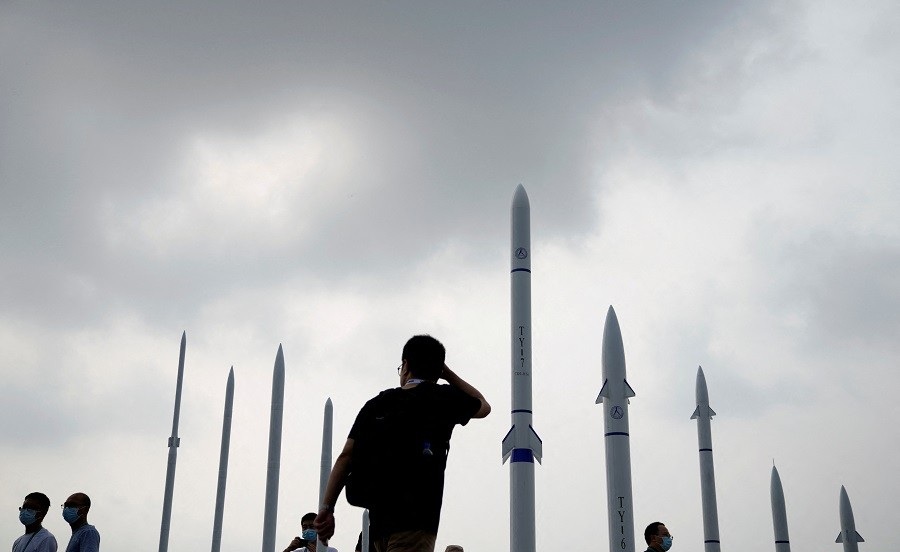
[13,492,58,552]
[284,512,338,552]
[644,522,673,552]
[62,493,100,552]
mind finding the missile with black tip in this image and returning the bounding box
[770,464,791,552]
[836,486,864,552]
[596,306,635,552]
[501,184,542,552]
[691,366,721,552]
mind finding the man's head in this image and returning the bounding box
[401,335,445,381]
[63,493,91,525]
[644,522,672,551]
[301,512,317,543]
[445,546,464,552]
[20,492,50,528]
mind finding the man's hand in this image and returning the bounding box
[314,510,335,541]
[283,537,305,552]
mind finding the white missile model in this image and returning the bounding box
[836,486,864,552]
[596,306,636,552]
[211,367,234,552]
[501,184,542,552]
[770,465,791,552]
[159,331,186,552]
[317,398,333,552]
[691,366,721,552]
[262,345,285,552]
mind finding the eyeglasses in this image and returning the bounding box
[18,507,37,513]
[61,504,84,510]
[397,363,403,374]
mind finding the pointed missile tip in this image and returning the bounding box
[326,397,333,406]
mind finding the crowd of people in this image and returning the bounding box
[14,491,100,552]
[14,335,673,552]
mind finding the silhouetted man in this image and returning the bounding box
[14,492,57,552]
[644,522,673,552]
[62,493,100,552]
[284,512,337,552]
[315,335,490,552]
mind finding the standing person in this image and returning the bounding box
[644,522,673,552]
[283,512,338,552]
[315,335,491,552]
[62,493,100,552]
[13,492,57,552]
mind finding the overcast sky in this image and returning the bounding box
[2,1,898,551]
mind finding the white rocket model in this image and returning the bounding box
[159,331,186,552]
[261,345,285,552]
[361,510,370,552]
[501,184,542,552]
[596,306,636,552]
[770,465,791,552]
[691,366,721,552]
[211,367,234,552]
[836,486,864,552]
[317,398,333,552]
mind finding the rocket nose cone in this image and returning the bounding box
[840,486,852,516]
[602,306,625,377]
[771,465,783,493]
[512,184,530,210]
[696,366,709,404]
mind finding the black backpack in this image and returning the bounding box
[345,386,449,509]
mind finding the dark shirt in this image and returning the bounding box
[348,382,480,537]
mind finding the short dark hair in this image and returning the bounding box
[645,522,664,544]
[25,492,51,513]
[301,512,316,524]
[402,335,445,381]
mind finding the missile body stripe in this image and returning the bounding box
[605,432,629,437]
[512,409,532,414]
[775,541,790,544]
[511,268,531,273]
[705,540,720,543]
[511,449,534,463]
[700,448,713,452]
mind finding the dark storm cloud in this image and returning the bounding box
[1,1,772,329]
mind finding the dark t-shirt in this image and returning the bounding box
[348,382,480,538]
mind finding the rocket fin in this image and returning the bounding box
[529,425,543,463]
[596,379,608,404]
[836,531,862,543]
[690,405,717,420]
[624,378,635,398]
[501,426,515,462]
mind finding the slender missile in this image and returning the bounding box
[362,510,370,552]
[691,366,721,552]
[211,367,234,552]
[836,486,864,552]
[770,464,791,552]
[159,331,186,552]
[596,306,635,552]
[501,184,542,552]
[317,398,333,552]
[261,345,285,552]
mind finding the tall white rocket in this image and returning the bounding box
[261,345,285,552]
[596,307,635,552]
[836,486,864,552]
[211,367,234,552]
[691,366,721,552]
[501,184,542,552]
[770,465,791,552]
[317,398,333,552]
[159,331,186,552]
